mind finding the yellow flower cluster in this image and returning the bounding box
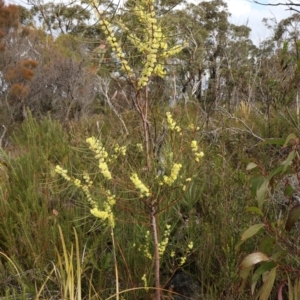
[181,177,192,191]
[188,124,200,131]
[90,208,109,221]
[139,230,152,260]
[158,224,171,256]
[178,241,194,267]
[86,188,116,227]
[112,144,127,158]
[130,173,150,197]
[188,241,194,250]
[55,165,71,181]
[83,172,93,187]
[55,164,116,227]
[191,140,204,162]
[132,0,183,86]
[89,189,116,228]
[124,0,183,87]
[92,0,185,89]
[90,200,115,228]
[141,274,149,291]
[136,143,143,152]
[166,112,181,132]
[106,190,116,206]
[98,16,133,76]
[160,44,184,59]
[86,137,112,180]
[163,163,182,186]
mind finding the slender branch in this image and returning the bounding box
[216,106,265,141]
[0,125,7,148]
[151,205,160,300]
[253,0,300,7]
[97,77,129,135]
[143,86,151,172]
[111,227,120,300]
[252,0,300,12]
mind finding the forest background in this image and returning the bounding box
[2,0,300,299]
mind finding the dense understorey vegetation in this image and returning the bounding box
[2,0,300,299]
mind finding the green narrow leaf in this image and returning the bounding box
[259,267,277,300]
[258,237,276,256]
[283,150,296,173]
[235,240,244,252]
[246,206,263,216]
[271,250,288,260]
[251,261,277,295]
[247,162,258,171]
[295,278,298,300]
[236,224,265,252]
[251,176,265,198]
[241,252,269,269]
[288,275,293,300]
[73,227,82,300]
[285,204,300,231]
[241,224,265,241]
[256,179,269,210]
[268,165,285,179]
[283,133,297,147]
[259,138,285,146]
[239,266,254,292]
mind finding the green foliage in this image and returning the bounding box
[0,115,110,297]
[0,104,259,299]
[238,132,300,299]
[4,0,300,298]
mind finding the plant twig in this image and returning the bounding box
[151,205,160,300]
[0,125,7,148]
[111,227,120,300]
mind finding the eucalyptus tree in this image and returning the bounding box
[165,0,256,111]
[218,24,258,108]
[254,13,300,117]
[28,0,92,36]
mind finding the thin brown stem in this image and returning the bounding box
[143,87,151,171]
[111,227,119,300]
[151,206,160,300]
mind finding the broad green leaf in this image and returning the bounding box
[256,179,269,210]
[271,250,288,261]
[241,224,265,241]
[235,240,244,252]
[236,224,265,251]
[241,252,269,269]
[251,261,277,295]
[246,206,263,216]
[247,162,258,171]
[259,267,277,300]
[268,165,285,179]
[284,184,295,197]
[282,150,296,173]
[258,237,276,256]
[285,204,300,231]
[251,176,265,198]
[283,133,297,147]
[239,265,254,292]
